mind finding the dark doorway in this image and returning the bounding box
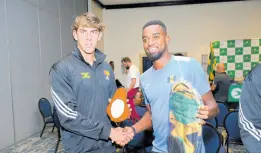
[142,57,153,73]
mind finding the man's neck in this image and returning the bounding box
[79,48,95,66]
[153,51,171,70]
[84,53,95,66]
[217,69,225,73]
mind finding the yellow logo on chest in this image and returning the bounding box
[81,72,91,79]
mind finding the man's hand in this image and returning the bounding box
[109,127,134,147]
[196,105,209,125]
[109,127,126,146]
[123,126,135,142]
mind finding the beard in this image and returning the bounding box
[145,48,165,62]
[125,66,130,70]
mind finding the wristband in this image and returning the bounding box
[131,126,136,135]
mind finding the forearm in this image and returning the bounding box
[207,101,219,119]
[128,81,136,91]
[128,78,137,91]
[58,111,111,140]
[132,111,152,134]
[202,91,219,119]
[211,85,216,91]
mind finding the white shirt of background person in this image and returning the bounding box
[127,64,140,89]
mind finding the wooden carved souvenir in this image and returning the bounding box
[107,88,130,122]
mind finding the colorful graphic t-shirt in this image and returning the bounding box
[168,79,205,153]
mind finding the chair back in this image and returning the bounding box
[235,105,239,111]
[53,107,61,153]
[53,107,61,129]
[219,146,226,153]
[203,123,222,153]
[38,98,52,118]
[206,117,218,128]
[224,111,240,141]
[216,101,229,126]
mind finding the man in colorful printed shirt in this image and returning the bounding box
[123,20,219,152]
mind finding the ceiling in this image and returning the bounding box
[94,0,247,9]
[98,0,179,5]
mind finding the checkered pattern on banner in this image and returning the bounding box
[211,39,261,78]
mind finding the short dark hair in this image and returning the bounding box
[109,61,114,64]
[174,53,184,56]
[142,20,167,33]
[121,57,131,63]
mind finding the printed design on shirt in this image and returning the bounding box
[104,70,110,80]
[168,80,204,153]
[167,75,176,84]
[81,72,91,79]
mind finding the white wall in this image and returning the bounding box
[103,1,261,84]
[0,0,14,150]
[90,0,104,51]
[0,0,87,150]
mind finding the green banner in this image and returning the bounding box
[209,38,261,79]
[228,84,242,102]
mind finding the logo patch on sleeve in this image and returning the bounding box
[104,70,110,80]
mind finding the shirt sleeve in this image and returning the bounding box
[140,78,149,105]
[130,66,138,79]
[190,59,211,95]
[213,74,222,85]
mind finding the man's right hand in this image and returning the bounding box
[123,126,135,141]
[109,127,131,147]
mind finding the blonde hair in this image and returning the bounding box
[71,12,104,32]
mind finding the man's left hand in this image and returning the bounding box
[196,105,209,125]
